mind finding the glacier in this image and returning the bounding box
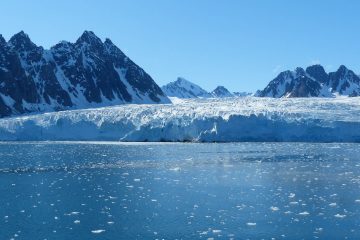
[0,97,359,142]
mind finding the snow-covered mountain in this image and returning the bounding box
[257,65,360,97]
[0,31,170,117]
[162,78,249,99]
[1,97,359,142]
[211,86,234,98]
[161,77,212,98]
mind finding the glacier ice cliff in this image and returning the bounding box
[0,97,359,142]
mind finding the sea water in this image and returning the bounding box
[0,142,359,239]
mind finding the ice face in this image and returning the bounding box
[0,97,360,142]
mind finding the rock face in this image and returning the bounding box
[0,31,170,117]
[161,77,212,98]
[211,86,234,98]
[257,65,360,97]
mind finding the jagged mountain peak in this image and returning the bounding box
[337,65,348,72]
[163,78,249,99]
[0,34,6,45]
[8,31,37,50]
[257,64,360,98]
[11,30,29,39]
[76,30,103,46]
[211,86,234,98]
[175,77,192,84]
[104,38,114,46]
[328,65,360,96]
[331,65,358,79]
[213,85,227,90]
[306,64,328,84]
[306,64,325,72]
[0,31,170,117]
[162,77,212,98]
[295,67,306,75]
[51,40,74,51]
[305,64,326,76]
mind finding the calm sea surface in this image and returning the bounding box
[0,142,360,239]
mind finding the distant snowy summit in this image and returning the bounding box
[211,86,234,98]
[0,31,170,117]
[256,65,360,97]
[163,64,360,99]
[162,77,250,99]
[161,77,212,98]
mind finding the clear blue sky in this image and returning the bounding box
[1,0,360,92]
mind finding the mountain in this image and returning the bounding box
[0,31,170,117]
[257,65,360,98]
[211,86,234,98]
[161,77,212,98]
[162,78,250,99]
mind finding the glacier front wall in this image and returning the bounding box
[0,97,359,142]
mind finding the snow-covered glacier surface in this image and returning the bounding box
[0,97,359,142]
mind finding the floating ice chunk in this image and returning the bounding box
[91,229,105,234]
[355,199,360,203]
[329,203,337,207]
[212,229,222,233]
[134,179,141,182]
[246,222,256,226]
[170,167,181,171]
[65,211,80,216]
[74,220,80,224]
[298,211,310,216]
[334,214,346,218]
[270,206,279,211]
[288,193,296,198]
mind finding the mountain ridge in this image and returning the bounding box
[0,31,170,117]
[257,64,360,97]
[162,77,250,99]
